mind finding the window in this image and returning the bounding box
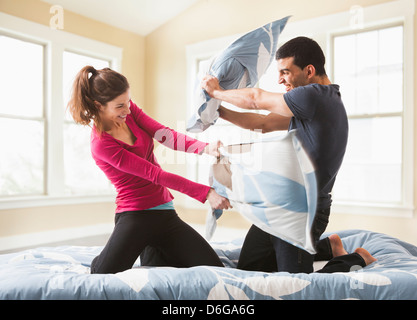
[331,26,404,205]
[0,12,122,208]
[0,35,45,197]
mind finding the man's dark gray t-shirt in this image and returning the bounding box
[283,83,348,211]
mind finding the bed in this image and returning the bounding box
[1,229,416,300]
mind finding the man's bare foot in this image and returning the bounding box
[354,248,377,266]
[329,234,348,257]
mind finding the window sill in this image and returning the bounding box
[0,194,116,210]
[332,201,414,218]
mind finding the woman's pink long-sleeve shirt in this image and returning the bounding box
[90,101,211,213]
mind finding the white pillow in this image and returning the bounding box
[206,131,318,254]
[187,16,290,133]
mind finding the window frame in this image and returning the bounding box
[329,22,410,216]
[185,0,414,217]
[0,12,122,209]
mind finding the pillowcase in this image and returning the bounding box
[205,130,318,254]
[186,16,290,133]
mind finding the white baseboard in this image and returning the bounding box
[0,223,248,253]
[0,223,114,252]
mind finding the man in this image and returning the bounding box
[201,37,350,273]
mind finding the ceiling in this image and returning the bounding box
[42,0,200,36]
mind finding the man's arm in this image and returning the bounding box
[219,106,291,133]
[202,75,293,117]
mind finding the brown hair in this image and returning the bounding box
[67,66,130,135]
[276,36,327,76]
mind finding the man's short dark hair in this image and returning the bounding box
[276,36,327,76]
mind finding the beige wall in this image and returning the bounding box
[145,0,417,245]
[0,0,416,249]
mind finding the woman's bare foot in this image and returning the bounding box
[329,234,348,257]
[354,248,377,266]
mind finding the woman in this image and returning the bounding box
[68,66,231,274]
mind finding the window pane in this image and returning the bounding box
[378,26,403,114]
[0,118,44,196]
[63,123,115,195]
[356,30,378,72]
[333,34,356,76]
[356,30,379,115]
[356,71,378,114]
[379,26,403,66]
[63,51,110,121]
[0,35,44,118]
[333,116,402,203]
[333,35,358,115]
[379,68,403,113]
[333,25,404,116]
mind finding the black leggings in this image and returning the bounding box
[90,210,223,274]
[237,224,365,274]
[237,208,366,274]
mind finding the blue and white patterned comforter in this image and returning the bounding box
[0,229,416,300]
